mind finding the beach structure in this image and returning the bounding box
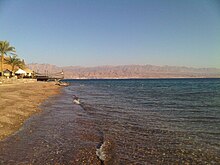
[3,69,12,78]
[15,68,26,75]
[23,68,33,77]
[15,68,26,78]
[35,70,64,81]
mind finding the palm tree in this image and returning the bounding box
[5,55,25,75]
[0,41,16,76]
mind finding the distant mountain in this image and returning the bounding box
[27,63,220,79]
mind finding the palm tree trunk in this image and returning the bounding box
[12,65,15,76]
[0,53,4,77]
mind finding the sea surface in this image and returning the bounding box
[0,79,220,164]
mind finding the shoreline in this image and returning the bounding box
[0,81,62,140]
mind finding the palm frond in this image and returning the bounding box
[0,41,16,55]
[0,40,17,75]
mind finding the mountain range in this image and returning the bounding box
[27,63,220,79]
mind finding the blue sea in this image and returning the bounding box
[0,78,220,164]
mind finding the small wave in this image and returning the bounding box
[96,141,106,162]
[96,136,117,164]
[96,140,114,163]
[80,103,97,112]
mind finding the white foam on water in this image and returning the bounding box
[96,141,107,161]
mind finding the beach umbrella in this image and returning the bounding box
[15,68,26,74]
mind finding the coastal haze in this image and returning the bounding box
[28,63,220,79]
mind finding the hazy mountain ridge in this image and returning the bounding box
[27,63,220,79]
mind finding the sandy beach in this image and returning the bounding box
[0,81,61,140]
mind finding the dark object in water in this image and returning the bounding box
[72,95,80,104]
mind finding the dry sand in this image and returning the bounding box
[0,81,61,140]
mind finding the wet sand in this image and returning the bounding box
[0,87,102,164]
[0,81,61,140]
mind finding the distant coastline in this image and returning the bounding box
[28,63,220,79]
[63,77,220,80]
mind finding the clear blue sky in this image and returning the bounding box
[0,0,220,68]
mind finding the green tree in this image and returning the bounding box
[0,41,16,76]
[5,55,25,75]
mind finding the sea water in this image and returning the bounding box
[0,79,219,164]
[64,78,220,164]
